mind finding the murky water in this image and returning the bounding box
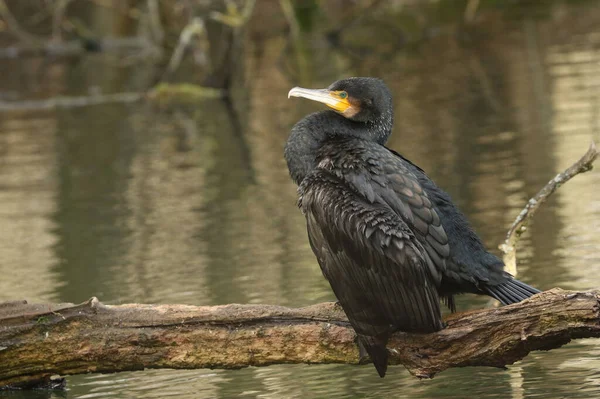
[1,2,600,398]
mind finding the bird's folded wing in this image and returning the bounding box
[301,171,444,334]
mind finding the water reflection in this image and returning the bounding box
[52,104,137,303]
[0,114,59,302]
[1,1,600,399]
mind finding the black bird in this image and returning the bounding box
[284,77,540,378]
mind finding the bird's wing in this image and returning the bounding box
[300,170,445,335]
[328,145,451,286]
[374,154,450,281]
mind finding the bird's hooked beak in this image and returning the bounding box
[288,87,352,113]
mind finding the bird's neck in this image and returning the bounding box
[284,111,392,185]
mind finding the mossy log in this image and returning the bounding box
[1,288,599,389]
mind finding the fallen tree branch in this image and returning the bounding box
[0,37,159,59]
[0,92,146,111]
[500,141,599,275]
[1,289,599,388]
[0,84,224,111]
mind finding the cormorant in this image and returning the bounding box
[284,77,540,378]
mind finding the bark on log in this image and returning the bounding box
[1,288,599,388]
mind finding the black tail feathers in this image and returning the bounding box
[485,276,541,305]
[357,334,389,378]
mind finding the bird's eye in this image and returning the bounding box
[339,91,348,99]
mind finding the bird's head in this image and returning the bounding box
[288,77,393,125]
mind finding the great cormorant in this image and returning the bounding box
[284,77,540,378]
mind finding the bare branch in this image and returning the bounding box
[164,17,207,75]
[0,92,145,111]
[0,37,159,59]
[147,0,165,45]
[0,84,224,111]
[0,0,44,43]
[51,0,74,41]
[1,289,599,388]
[500,141,599,275]
[464,0,480,23]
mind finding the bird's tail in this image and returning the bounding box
[484,275,541,305]
[357,334,389,378]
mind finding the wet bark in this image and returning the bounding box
[1,288,599,388]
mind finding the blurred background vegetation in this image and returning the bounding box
[2,0,595,96]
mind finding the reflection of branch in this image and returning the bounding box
[0,0,43,43]
[1,289,599,388]
[500,141,599,275]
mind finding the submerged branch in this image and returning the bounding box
[1,289,599,388]
[500,141,599,275]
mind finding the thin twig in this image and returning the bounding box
[500,141,599,276]
[279,0,310,84]
[164,17,206,76]
[147,0,164,45]
[0,0,43,43]
[464,0,480,23]
[52,0,74,41]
